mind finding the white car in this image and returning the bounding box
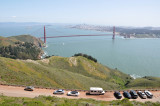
[137,91,147,99]
[144,90,153,98]
[67,91,79,96]
[53,89,65,94]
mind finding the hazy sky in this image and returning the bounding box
[0,0,160,26]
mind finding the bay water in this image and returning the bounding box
[0,24,160,78]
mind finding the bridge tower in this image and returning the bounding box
[112,26,115,39]
[44,26,46,44]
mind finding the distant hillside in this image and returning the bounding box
[0,56,132,90]
[126,76,160,89]
[0,35,44,60]
[0,35,43,47]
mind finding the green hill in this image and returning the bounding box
[126,76,160,89]
[0,35,43,47]
[0,56,132,90]
[0,35,44,60]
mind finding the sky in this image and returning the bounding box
[0,0,160,26]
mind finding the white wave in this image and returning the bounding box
[41,51,48,59]
[130,74,142,79]
[44,43,48,48]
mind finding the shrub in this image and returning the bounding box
[73,53,97,62]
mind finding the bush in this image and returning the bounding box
[73,53,97,63]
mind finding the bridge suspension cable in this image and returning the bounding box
[40,26,116,44]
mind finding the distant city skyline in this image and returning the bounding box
[0,0,160,27]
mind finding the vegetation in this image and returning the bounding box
[0,42,42,60]
[73,53,97,63]
[0,95,159,106]
[0,35,44,60]
[126,76,160,89]
[0,35,43,47]
[0,54,160,90]
[0,56,132,90]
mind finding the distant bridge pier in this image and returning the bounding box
[112,26,115,39]
[44,26,46,44]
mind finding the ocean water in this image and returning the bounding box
[0,24,160,78]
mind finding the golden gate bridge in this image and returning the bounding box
[39,26,116,44]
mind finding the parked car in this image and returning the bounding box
[53,89,65,94]
[67,91,79,96]
[130,90,138,99]
[123,91,131,99]
[24,86,34,91]
[114,91,122,99]
[137,91,147,99]
[88,87,105,95]
[144,90,153,98]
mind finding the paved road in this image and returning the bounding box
[0,85,160,102]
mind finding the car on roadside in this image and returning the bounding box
[67,91,79,96]
[137,91,147,99]
[53,89,65,94]
[123,91,131,99]
[144,90,153,98]
[114,91,122,99]
[130,90,138,99]
[24,86,34,91]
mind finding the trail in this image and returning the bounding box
[0,85,159,102]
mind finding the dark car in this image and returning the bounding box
[114,91,122,99]
[144,90,153,98]
[130,90,138,99]
[24,86,34,91]
[137,91,147,99]
[123,91,131,99]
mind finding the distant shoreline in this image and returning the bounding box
[69,24,160,39]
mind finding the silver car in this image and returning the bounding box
[53,89,65,94]
[67,91,79,96]
[137,91,147,99]
[144,90,153,98]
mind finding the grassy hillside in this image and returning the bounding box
[126,76,160,89]
[0,36,18,47]
[0,95,159,106]
[0,35,43,47]
[0,35,44,60]
[0,56,132,90]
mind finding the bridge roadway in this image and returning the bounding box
[39,34,118,39]
[0,84,160,102]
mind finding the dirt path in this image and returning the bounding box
[0,85,160,102]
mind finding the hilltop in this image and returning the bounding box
[0,35,43,47]
[0,35,44,60]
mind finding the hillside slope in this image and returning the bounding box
[126,76,160,89]
[0,35,44,60]
[0,35,43,47]
[0,56,132,90]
